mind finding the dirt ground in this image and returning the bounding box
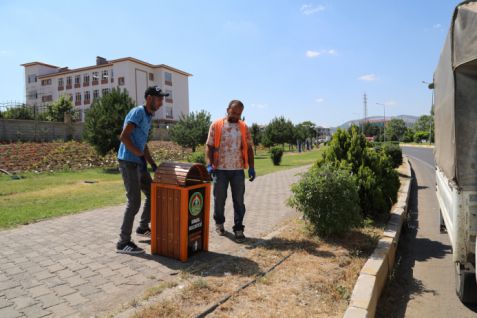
[129,218,382,318]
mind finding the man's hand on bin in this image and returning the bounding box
[207,164,214,175]
[248,167,256,182]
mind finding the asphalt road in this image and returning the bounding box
[376,146,477,317]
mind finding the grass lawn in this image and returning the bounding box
[0,148,322,229]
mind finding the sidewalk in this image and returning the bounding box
[0,165,309,318]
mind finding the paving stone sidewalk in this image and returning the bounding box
[0,165,309,318]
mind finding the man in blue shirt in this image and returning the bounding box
[116,86,169,254]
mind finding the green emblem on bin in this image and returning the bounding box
[189,192,204,216]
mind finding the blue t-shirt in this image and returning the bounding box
[117,105,152,164]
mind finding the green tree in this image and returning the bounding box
[83,88,135,156]
[385,118,407,141]
[363,122,381,138]
[250,123,262,153]
[413,115,434,142]
[263,116,294,147]
[46,95,75,122]
[169,110,211,152]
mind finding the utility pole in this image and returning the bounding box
[363,93,368,133]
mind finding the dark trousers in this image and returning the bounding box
[213,170,246,232]
[118,160,152,244]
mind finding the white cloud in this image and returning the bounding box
[315,98,325,103]
[433,24,442,29]
[306,49,336,58]
[306,50,320,58]
[251,103,268,109]
[358,74,377,81]
[300,4,326,15]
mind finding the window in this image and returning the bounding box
[165,90,173,104]
[165,72,172,86]
[101,70,109,81]
[84,91,91,103]
[93,89,99,99]
[41,95,53,102]
[41,79,52,86]
[66,76,72,88]
[83,74,90,85]
[102,88,110,95]
[58,78,64,88]
[92,72,99,84]
[28,91,38,99]
[149,73,154,81]
[166,106,173,119]
[110,69,114,83]
[74,75,81,87]
[118,77,125,86]
[75,92,81,105]
[28,74,37,83]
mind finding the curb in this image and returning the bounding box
[343,156,413,318]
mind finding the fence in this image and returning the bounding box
[0,104,171,142]
[0,119,84,142]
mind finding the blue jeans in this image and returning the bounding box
[118,160,152,244]
[213,170,246,232]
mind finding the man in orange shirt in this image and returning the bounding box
[206,100,255,243]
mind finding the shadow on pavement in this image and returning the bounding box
[129,250,262,278]
[376,167,452,317]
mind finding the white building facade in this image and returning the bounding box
[22,57,191,122]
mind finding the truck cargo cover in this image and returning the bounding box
[434,1,477,190]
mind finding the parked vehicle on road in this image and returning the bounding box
[434,0,477,304]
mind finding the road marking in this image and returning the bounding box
[405,153,435,171]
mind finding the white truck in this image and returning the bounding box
[434,0,477,304]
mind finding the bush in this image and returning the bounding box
[2,105,34,120]
[270,146,284,165]
[317,127,400,219]
[382,143,402,168]
[289,164,362,237]
[188,151,206,165]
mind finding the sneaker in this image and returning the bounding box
[215,223,225,236]
[116,241,145,254]
[234,230,246,243]
[136,227,151,238]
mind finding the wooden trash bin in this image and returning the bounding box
[151,162,212,262]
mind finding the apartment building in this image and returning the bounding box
[22,56,191,122]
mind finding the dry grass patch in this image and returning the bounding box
[133,218,382,318]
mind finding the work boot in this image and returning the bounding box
[215,223,225,236]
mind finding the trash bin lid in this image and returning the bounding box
[154,161,212,186]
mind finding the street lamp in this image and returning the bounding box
[376,102,386,142]
[422,81,434,144]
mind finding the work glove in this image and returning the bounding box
[248,167,256,182]
[207,164,214,175]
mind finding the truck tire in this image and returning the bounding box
[455,262,477,304]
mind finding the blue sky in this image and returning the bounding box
[0,0,461,127]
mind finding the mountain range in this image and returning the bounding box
[334,115,419,130]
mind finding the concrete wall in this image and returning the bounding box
[0,119,172,142]
[0,119,84,142]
